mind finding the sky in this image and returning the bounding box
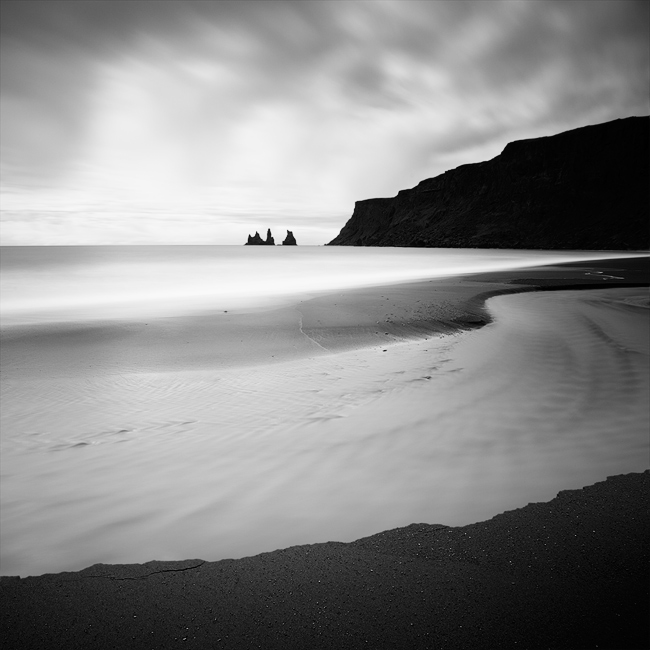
[1,0,648,246]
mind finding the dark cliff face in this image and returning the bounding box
[328,116,650,250]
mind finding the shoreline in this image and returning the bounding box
[2,254,648,359]
[2,471,648,649]
[1,255,649,647]
[296,255,649,354]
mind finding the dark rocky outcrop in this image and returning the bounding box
[328,116,650,250]
[245,229,275,245]
[246,231,264,245]
[282,230,297,245]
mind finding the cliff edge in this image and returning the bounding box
[328,116,649,249]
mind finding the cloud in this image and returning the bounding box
[1,0,648,244]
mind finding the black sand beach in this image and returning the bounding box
[1,471,648,649]
[1,256,649,649]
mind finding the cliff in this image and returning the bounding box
[328,116,649,250]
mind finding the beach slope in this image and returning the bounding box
[1,471,648,650]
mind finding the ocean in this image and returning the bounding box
[1,246,648,577]
[0,245,637,326]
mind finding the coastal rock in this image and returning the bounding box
[328,116,650,250]
[282,230,297,245]
[1,471,647,649]
[245,229,275,245]
[246,231,264,245]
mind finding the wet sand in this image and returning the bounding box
[1,255,649,648]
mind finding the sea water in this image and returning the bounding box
[1,246,648,577]
[0,245,639,326]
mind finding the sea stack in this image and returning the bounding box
[245,231,264,245]
[245,230,276,245]
[282,230,297,245]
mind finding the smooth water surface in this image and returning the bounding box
[1,245,640,325]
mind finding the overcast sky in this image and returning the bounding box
[1,0,648,245]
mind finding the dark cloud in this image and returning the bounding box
[0,1,338,70]
[3,1,646,113]
[3,1,647,93]
[473,1,648,92]
[0,1,342,175]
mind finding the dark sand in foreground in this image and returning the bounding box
[2,471,648,649]
[1,257,649,649]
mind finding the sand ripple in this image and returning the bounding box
[1,287,648,577]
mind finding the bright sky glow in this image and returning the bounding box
[1,0,648,245]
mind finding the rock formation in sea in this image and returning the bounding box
[282,230,297,245]
[328,116,649,250]
[246,231,264,245]
[245,229,276,245]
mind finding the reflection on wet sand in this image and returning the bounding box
[2,278,647,577]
